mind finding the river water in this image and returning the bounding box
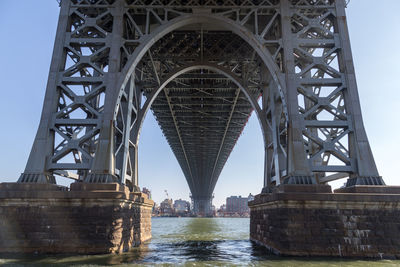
[1,217,399,266]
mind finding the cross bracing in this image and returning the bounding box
[19,0,384,214]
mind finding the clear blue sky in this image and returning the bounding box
[0,1,399,208]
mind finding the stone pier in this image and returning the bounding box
[0,183,153,254]
[249,185,400,258]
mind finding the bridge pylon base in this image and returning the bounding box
[18,172,56,184]
[0,183,153,254]
[249,185,400,258]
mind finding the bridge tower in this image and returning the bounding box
[2,0,399,257]
[18,0,384,200]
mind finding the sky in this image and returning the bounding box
[0,1,399,208]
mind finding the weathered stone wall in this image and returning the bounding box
[139,204,152,243]
[0,183,153,254]
[249,185,400,258]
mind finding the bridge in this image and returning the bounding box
[141,32,260,214]
[1,0,399,258]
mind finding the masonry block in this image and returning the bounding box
[0,183,153,254]
[249,185,400,258]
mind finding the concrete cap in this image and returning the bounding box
[274,184,332,193]
[334,185,400,194]
[0,183,66,191]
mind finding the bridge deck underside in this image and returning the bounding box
[140,31,261,199]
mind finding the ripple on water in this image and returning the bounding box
[141,239,260,264]
[1,217,400,266]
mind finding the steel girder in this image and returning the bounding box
[19,0,383,201]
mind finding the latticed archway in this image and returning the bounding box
[19,0,384,214]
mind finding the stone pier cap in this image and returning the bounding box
[250,184,400,205]
[0,182,153,204]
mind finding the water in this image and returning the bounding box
[1,217,399,266]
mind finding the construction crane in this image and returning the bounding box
[164,190,169,199]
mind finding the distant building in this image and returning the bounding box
[174,199,190,214]
[216,204,226,217]
[160,198,174,216]
[142,187,151,199]
[219,204,226,212]
[226,194,254,215]
[152,203,161,216]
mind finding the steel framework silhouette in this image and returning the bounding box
[18,0,384,214]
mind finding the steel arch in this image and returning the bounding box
[113,13,288,124]
[133,62,268,146]
[105,13,289,188]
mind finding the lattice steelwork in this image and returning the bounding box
[18,0,384,215]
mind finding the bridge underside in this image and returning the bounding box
[140,31,261,215]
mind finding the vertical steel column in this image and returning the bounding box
[335,0,384,186]
[262,81,273,190]
[18,0,71,183]
[280,0,315,184]
[114,77,142,190]
[85,0,124,183]
[119,78,134,185]
[130,83,143,188]
[261,65,285,190]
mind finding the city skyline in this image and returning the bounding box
[0,1,399,208]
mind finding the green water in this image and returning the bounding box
[1,217,399,266]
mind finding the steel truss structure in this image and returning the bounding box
[19,0,384,214]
